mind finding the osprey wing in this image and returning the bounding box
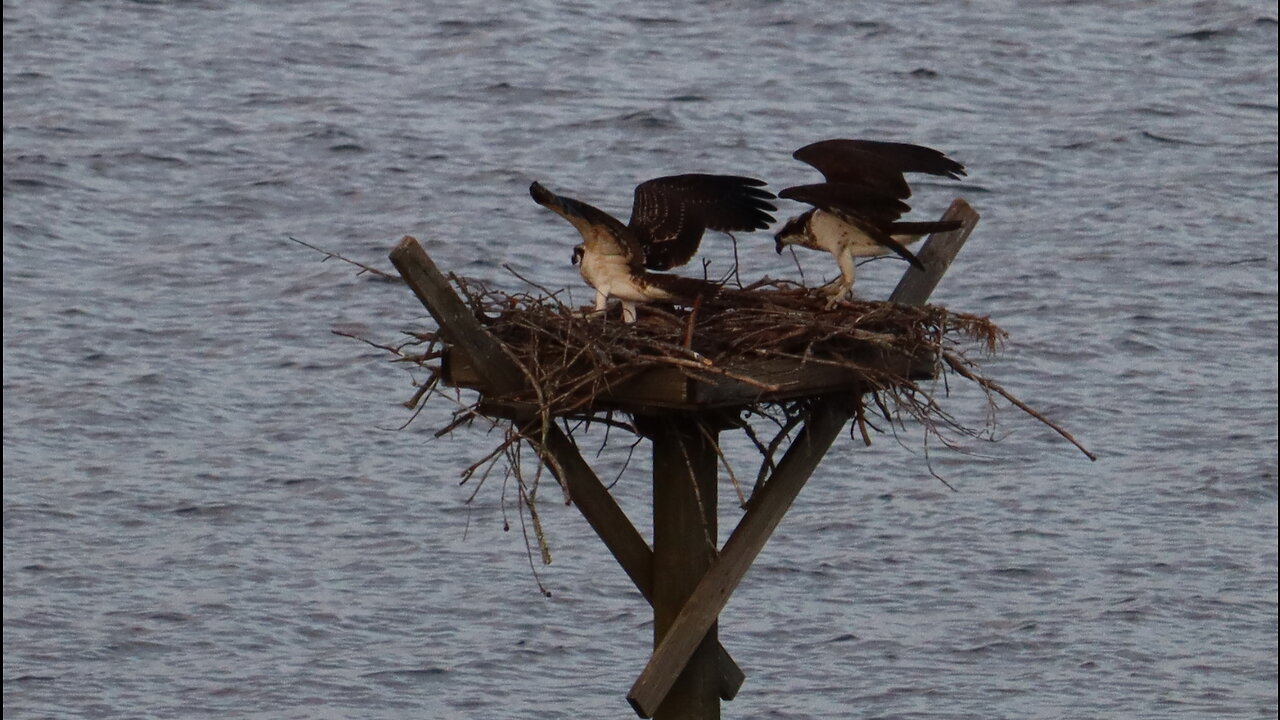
[793,139,966,199]
[778,182,912,225]
[530,181,643,268]
[629,174,776,271]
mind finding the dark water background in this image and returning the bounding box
[4,1,1276,718]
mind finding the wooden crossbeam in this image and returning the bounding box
[388,237,746,700]
[626,199,980,718]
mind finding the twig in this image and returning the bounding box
[503,264,568,301]
[332,329,406,356]
[942,351,1098,461]
[289,236,401,281]
[683,296,701,350]
[700,422,747,508]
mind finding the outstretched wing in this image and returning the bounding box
[628,174,776,271]
[530,181,643,269]
[792,139,966,199]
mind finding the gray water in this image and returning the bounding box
[3,1,1276,718]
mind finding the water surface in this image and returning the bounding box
[4,1,1277,718]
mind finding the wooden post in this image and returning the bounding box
[648,416,722,720]
[626,199,980,717]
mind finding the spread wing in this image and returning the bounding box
[530,181,643,270]
[792,139,966,199]
[628,174,776,271]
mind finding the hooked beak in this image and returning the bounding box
[774,214,806,254]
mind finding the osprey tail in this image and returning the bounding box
[644,273,723,303]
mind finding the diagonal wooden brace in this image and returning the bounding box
[626,200,980,717]
[388,237,746,700]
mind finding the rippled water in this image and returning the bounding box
[4,1,1277,718]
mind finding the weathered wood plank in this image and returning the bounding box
[650,417,721,719]
[388,236,745,699]
[626,200,980,718]
[890,198,978,304]
[390,236,523,396]
[444,350,936,413]
[687,351,934,407]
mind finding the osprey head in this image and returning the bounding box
[571,244,584,265]
[774,214,809,254]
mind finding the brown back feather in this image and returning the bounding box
[792,139,966,200]
[629,174,776,271]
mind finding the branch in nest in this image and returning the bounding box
[941,351,1097,461]
[331,329,406,356]
[290,236,402,282]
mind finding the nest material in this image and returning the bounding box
[441,276,1004,417]
[378,274,1099,477]
[388,276,1024,479]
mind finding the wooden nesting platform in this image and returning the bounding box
[389,199,979,719]
[443,348,938,414]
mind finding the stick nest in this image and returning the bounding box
[439,277,1004,419]
[380,277,1049,485]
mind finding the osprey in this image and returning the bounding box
[530,174,776,322]
[774,139,966,306]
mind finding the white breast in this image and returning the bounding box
[809,211,893,257]
[578,251,657,302]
